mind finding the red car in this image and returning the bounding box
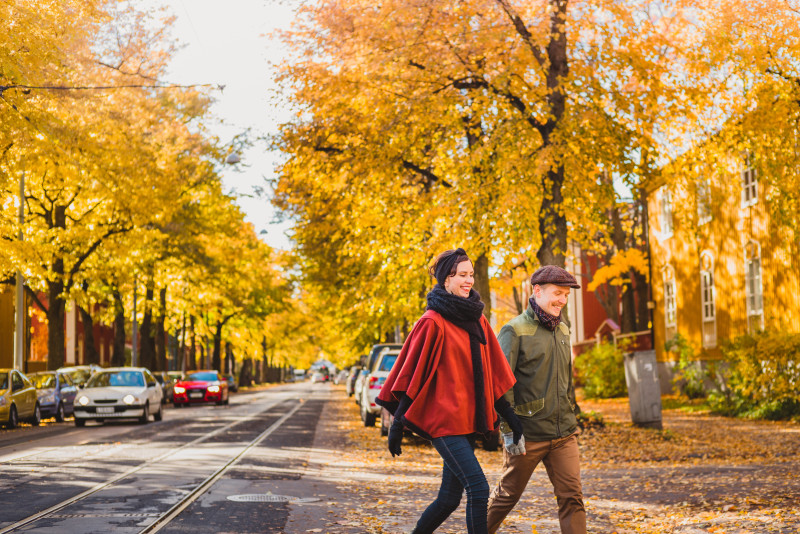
[172,370,229,407]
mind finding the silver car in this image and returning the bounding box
[73,367,163,426]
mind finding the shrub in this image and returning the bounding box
[666,334,707,399]
[574,342,627,399]
[707,330,800,420]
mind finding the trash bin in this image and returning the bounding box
[623,349,663,429]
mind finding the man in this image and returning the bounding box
[487,265,586,534]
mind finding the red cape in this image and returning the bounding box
[377,310,516,439]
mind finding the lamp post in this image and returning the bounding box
[14,172,25,371]
[131,279,138,367]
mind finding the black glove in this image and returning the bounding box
[388,394,412,457]
[495,397,523,445]
[388,419,404,457]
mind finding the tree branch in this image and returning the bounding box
[402,160,452,188]
[494,0,545,66]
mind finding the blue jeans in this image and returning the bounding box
[413,435,489,534]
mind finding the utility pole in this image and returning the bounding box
[132,280,138,367]
[14,172,25,371]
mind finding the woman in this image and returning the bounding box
[376,248,523,534]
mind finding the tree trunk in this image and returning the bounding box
[180,311,187,373]
[535,0,569,269]
[189,315,197,371]
[156,287,167,372]
[78,305,100,365]
[239,357,252,388]
[112,289,126,367]
[473,253,492,320]
[46,277,66,370]
[140,282,156,370]
[225,342,233,375]
[212,320,223,371]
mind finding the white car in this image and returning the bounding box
[359,349,400,427]
[73,367,163,426]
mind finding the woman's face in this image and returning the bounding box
[444,260,474,298]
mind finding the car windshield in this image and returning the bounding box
[31,373,56,389]
[186,372,218,382]
[378,354,398,372]
[87,371,145,388]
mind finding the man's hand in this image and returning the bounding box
[502,431,526,455]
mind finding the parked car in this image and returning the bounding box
[345,365,361,397]
[334,369,349,385]
[0,369,41,428]
[172,370,229,407]
[57,364,102,388]
[353,369,369,404]
[29,371,78,422]
[73,367,163,426]
[292,369,306,381]
[222,373,238,393]
[364,344,403,374]
[153,372,180,404]
[359,349,400,427]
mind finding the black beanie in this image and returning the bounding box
[432,248,470,287]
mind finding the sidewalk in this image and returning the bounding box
[293,386,800,534]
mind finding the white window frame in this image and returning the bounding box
[658,187,674,237]
[700,251,717,348]
[741,155,758,208]
[697,177,712,226]
[663,265,677,341]
[744,240,764,332]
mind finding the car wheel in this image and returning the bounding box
[153,403,163,421]
[31,404,41,426]
[139,402,150,424]
[74,418,86,427]
[380,417,389,437]
[6,405,18,429]
[361,403,376,427]
[55,402,65,423]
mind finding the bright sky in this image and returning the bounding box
[148,0,297,251]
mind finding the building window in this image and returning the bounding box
[700,252,716,348]
[745,241,763,332]
[697,177,712,226]
[741,155,758,208]
[658,187,674,237]
[663,265,677,341]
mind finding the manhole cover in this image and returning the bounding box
[227,494,320,503]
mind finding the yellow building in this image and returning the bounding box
[647,155,800,366]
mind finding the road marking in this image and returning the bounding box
[0,398,293,534]
[139,399,304,533]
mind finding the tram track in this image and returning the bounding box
[0,394,306,533]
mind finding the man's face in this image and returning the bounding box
[534,283,570,317]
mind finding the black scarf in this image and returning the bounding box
[530,296,561,331]
[426,285,489,434]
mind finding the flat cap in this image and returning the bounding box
[530,265,581,289]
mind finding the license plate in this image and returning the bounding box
[97,407,114,414]
[189,391,203,398]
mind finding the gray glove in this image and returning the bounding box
[502,431,526,455]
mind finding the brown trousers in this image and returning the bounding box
[487,432,586,534]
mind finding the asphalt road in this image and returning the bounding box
[0,381,346,534]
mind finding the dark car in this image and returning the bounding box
[172,370,229,407]
[222,373,238,393]
[345,365,361,397]
[28,371,78,422]
[154,371,181,404]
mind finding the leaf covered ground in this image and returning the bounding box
[307,387,799,534]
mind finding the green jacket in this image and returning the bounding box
[498,304,579,441]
